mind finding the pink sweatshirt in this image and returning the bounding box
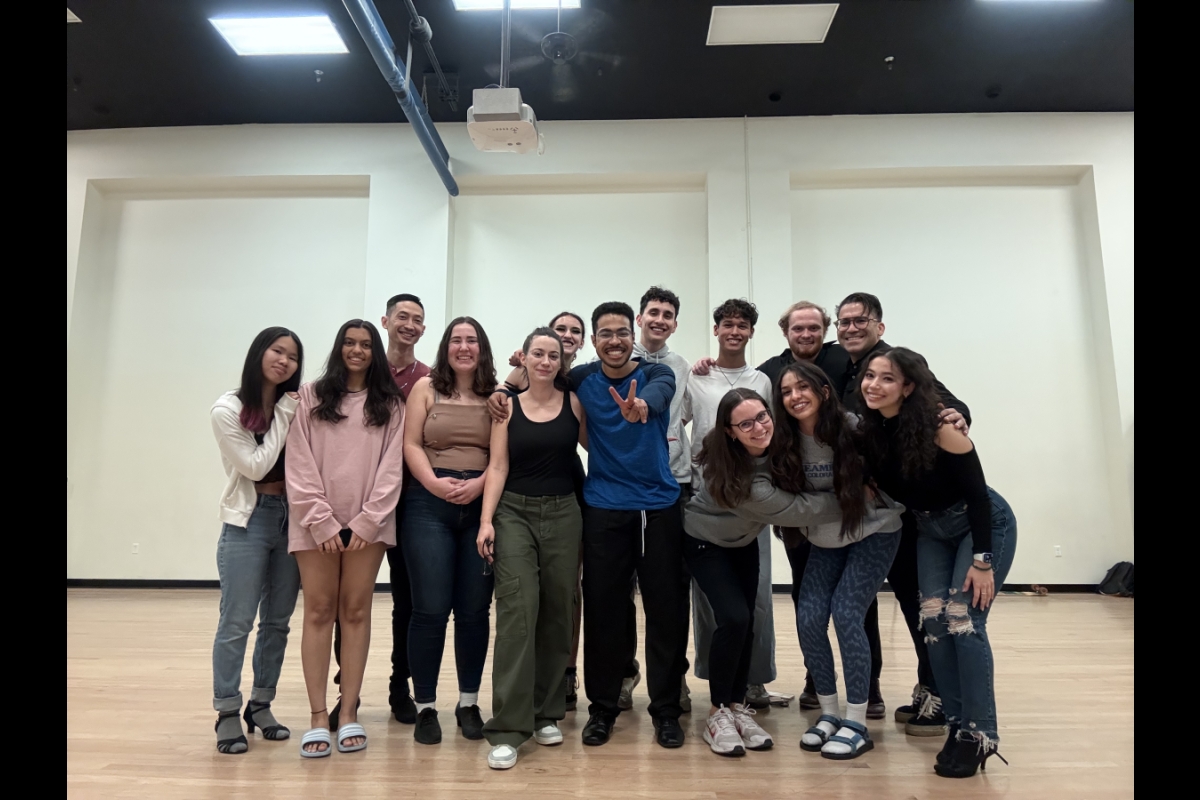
[285,383,405,552]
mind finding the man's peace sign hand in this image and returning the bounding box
[608,379,649,424]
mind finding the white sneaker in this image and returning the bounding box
[533,723,563,746]
[731,705,774,751]
[487,744,518,770]
[702,706,745,757]
[618,662,641,710]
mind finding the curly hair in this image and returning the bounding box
[857,347,940,479]
[769,361,867,539]
[712,298,759,327]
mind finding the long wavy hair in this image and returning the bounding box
[769,362,866,539]
[237,327,304,433]
[857,347,940,479]
[697,388,771,509]
[429,316,497,399]
[312,319,400,427]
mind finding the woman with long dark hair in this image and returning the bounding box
[858,347,1016,778]
[403,316,498,745]
[769,362,904,760]
[209,327,304,754]
[476,327,585,769]
[683,388,845,757]
[286,320,404,757]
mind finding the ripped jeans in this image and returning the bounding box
[914,488,1016,742]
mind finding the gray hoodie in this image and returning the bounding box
[683,457,845,548]
[633,341,691,485]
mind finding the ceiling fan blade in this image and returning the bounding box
[568,10,612,43]
[578,50,622,69]
[508,55,546,74]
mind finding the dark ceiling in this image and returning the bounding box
[66,0,1134,131]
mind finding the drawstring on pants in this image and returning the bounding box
[640,510,647,557]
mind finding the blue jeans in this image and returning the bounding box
[402,470,494,704]
[212,495,300,712]
[915,488,1017,741]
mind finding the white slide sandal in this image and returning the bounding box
[299,727,332,758]
[337,722,368,753]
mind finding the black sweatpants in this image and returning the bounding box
[583,502,687,719]
[887,516,937,693]
[683,535,758,709]
[785,537,883,681]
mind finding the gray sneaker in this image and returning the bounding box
[618,661,641,710]
[679,676,692,714]
[745,683,770,710]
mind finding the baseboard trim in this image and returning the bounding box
[773,582,1097,595]
[69,579,1101,595]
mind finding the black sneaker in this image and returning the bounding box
[798,673,819,710]
[653,716,685,749]
[867,678,886,720]
[455,704,485,740]
[414,708,442,745]
[392,693,417,725]
[905,692,948,737]
[894,684,925,723]
[582,712,615,746]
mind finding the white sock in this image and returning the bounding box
[824,701,869,756]
[460,691,479,708]
[844,701,868,727]
[802,693,841,748]
[818,693,840,718]
[416,701,435,713]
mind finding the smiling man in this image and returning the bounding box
[565,301,689,750]
[757,301,852,394]
[682,298,778,709]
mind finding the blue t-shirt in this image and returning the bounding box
[569,360,680,511]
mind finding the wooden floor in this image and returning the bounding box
[67,589,1133,799]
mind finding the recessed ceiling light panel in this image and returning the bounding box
[453,1,581,10]
[209,15,349,56]
[707,3,839,46]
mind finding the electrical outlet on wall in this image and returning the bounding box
[132,543,140,555]
[1054,545,1062,557]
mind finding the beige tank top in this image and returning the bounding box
[422,394,491,472]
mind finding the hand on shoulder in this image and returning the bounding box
[935,423,974,455]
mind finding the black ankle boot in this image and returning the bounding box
[934,734,1008,778]
[936,723,961,765]
[798,673,819,710]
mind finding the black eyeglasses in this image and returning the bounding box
[836,316,878,331]
[733,410,772,433]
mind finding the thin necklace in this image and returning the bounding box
[716,363,750,389]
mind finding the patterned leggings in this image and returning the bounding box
[796,531,901,705]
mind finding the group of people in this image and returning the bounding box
[208,287,1017,779]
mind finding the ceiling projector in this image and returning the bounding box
[466,88,542,154]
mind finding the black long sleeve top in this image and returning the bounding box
[873,416,993,554]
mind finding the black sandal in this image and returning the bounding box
[215,711,248,754]
[329,695,361,731]
[244,701,290,741]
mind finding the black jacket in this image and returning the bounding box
[756,342,854,398]
[841,340,971,425]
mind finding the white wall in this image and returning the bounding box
[66,114,1134,583]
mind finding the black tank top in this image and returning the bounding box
[505,392,580,497]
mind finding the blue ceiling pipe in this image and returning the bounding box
[342,0,459,196]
